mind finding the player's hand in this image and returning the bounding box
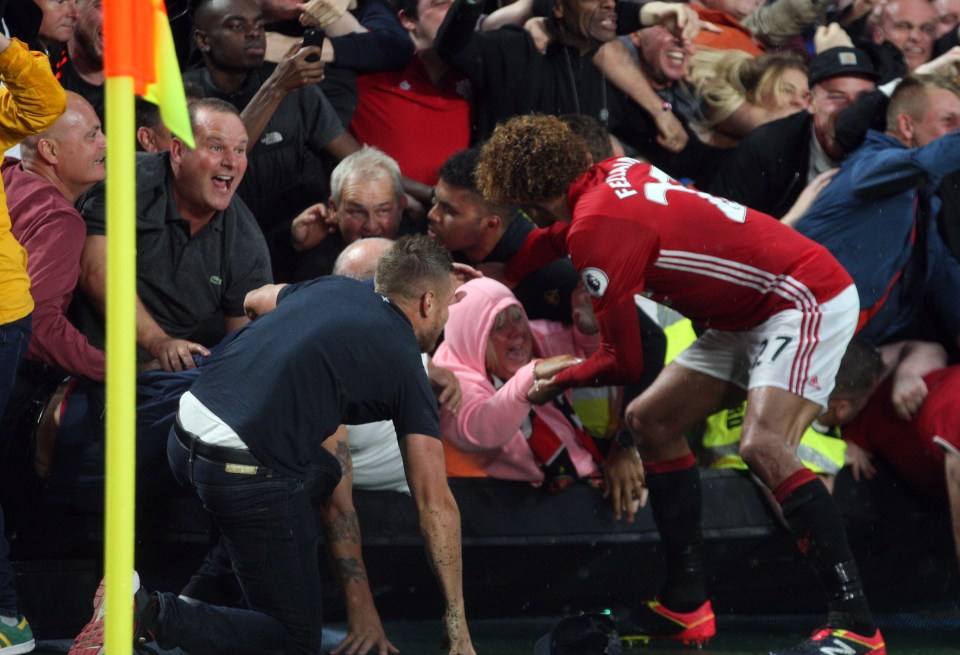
[535,354,581,381]
[603,438,647,522]
[527,356,581,405]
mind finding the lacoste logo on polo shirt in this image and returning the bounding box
[210,275,222,286]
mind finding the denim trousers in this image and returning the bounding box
[0,314,31,617]
[158,429,325,654]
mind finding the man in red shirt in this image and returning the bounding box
[3,92,106,382]
[350,0,471,191]
[843,353,960,573]
[477,114,884,655]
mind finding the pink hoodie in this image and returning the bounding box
[432,277,601,483]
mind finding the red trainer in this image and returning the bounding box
[620,599,716,647]
[68,571,154,655]
[67,577,108,655]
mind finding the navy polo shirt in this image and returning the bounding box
[189,276,440,478]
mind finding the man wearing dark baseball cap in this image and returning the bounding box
[707,46,879,220]
[808,46,881,87]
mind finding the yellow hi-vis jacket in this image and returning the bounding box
[702,402,846,475]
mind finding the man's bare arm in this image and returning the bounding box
[320,427,398,655]
[78,235,210,371]
[400,434,476,655]
[241,42,325,147]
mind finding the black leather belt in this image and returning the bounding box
[174,420,262,467]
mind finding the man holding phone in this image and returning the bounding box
[184,0,361,254]
[302,26,325,61]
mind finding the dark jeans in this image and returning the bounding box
[158,429,325,655]
[0,314,31,617]
[0,314,31,424]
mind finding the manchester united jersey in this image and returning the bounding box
[515,158,854,388]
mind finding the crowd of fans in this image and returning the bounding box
[1,0,960,652]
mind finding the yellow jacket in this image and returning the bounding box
[0,38,66,324]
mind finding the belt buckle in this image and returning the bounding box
[224,463,258,475]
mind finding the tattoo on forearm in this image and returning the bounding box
[334,556,367,584]
[335,440,353,477]
[328,510,361,544]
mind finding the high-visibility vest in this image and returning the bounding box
[702,402,847,475]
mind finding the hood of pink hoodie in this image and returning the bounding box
[434,277,601,481]
[437,277,528,377]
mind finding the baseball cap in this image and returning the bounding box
[807,47,879,87]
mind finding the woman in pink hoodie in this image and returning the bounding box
[432,276,606,486]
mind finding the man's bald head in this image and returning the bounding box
[20,92,105,202]
[333,237,394,281]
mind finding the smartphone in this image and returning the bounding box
[302,28,325,63]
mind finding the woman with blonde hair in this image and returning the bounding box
[689,47,810,146]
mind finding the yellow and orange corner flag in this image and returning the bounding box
[100,2,194,652]
[107,0,194,146]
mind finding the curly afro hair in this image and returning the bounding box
[476,115,591,205]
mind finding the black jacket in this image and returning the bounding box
[435,0,723,185]
[706,111,812,218]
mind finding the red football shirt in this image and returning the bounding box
[350,54,472,186]
[510,158,853,388]
[843,367,960,503]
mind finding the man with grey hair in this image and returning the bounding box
[69,234,477,655]
[329,146,407,243]
[277,145,426,281]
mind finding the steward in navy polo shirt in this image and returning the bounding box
[134,235,478,655]
[188,275,440,478]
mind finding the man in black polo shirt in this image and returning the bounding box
[75,97,272,372]
[184,0,360,241]
[68,235,477,655]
